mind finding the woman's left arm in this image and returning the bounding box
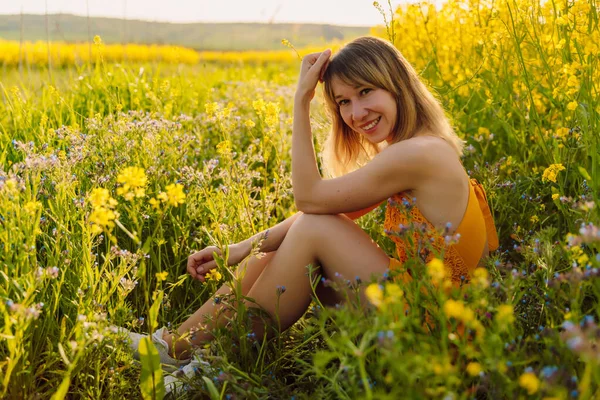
[292,50,330,210]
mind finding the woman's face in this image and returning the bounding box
[331,76,397,144]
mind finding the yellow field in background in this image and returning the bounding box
[0,38,201,67]
[0,37,346,67]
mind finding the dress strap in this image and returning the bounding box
[469,179,499,251]
[453,182,487,270]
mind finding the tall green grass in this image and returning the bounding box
[0,0,599,398]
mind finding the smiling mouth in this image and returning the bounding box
[360,116,381,131]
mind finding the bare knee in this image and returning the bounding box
[232,251,276,294]
[288,213,345,240]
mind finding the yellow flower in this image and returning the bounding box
[149,197,161,210]
[205,102,219,117]
[116,167,147,201]
[4,178,18,194]
[443,300,475,324]
[496,304,515,326]
[93,35,102,45]
[384,283,404,303]
[478,127,490,137]
[555,127,570,139]
[252,98,266,114]
[569,246,589,265]
[530,215,539,224]
[567,101,578,111]
[23,201,42,215]
[244,119,255,128]
[541,164,566,183]
[89,207,117,233]
[432,360,455,375]
[567,75,580,88]
[519,372,540,395]
[556,15,568,26]
[89,188,109,208]
[216,140,232,156]
[157,192,169,203]
[365,283,384,308]
[443,299,465,319]
[165,183,186,207]
[88,188,118,212]
[466,362,482,377]
[427,258,446,283]
[205,269,222,282]
[472,268,489,288]
[264,101,280,128]
[221,103,234,119]
[155,271,168,282]
[552,193,560,200]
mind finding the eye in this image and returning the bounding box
[338,99,349,106]
[360,88,372,95]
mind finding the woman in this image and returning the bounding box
[123,36,498,393]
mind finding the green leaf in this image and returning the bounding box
[139,336,165,400]
[57,343,71,367]
[313,351,338,372]
[147,290,164,333]
[578,166,591,181]
[50,371,71,400]
[202,376,221,400]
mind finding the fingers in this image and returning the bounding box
[187,248,212,280]
[319,59,330,83]
[187,251,205,273]
[303,50,331,69]
[315,49,331,68]
[309,50,331,82]
[187,246,224,282]
[187,254,201,279]
[187,263,197,280]
[302,52,322,65]
[196,260,217,275]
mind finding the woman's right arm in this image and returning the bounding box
[188,212,304,281]
[188,207,379,280]
[236,200,382,257]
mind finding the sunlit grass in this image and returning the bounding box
[0,0,599,399]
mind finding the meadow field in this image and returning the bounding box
[0,0,599,399]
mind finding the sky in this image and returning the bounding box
[0,0,436,27]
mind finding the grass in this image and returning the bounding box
[0,0,599,399]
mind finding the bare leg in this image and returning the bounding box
[244,213,390,336]
[164,251,275,358]
[165,214,388,357]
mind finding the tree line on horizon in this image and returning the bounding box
[0,13,370,51]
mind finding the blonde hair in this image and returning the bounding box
[321,36,464,177]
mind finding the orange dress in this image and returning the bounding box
[384,178,499,285]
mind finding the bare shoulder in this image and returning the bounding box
[384,135,460,173]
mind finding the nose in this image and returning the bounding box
[351,101,368,122]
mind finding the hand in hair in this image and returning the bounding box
[295,49,331,102]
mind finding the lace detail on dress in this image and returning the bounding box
[383,193,472,284]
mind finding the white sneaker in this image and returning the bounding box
[164,352,212,396]
[113,325,191,372]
